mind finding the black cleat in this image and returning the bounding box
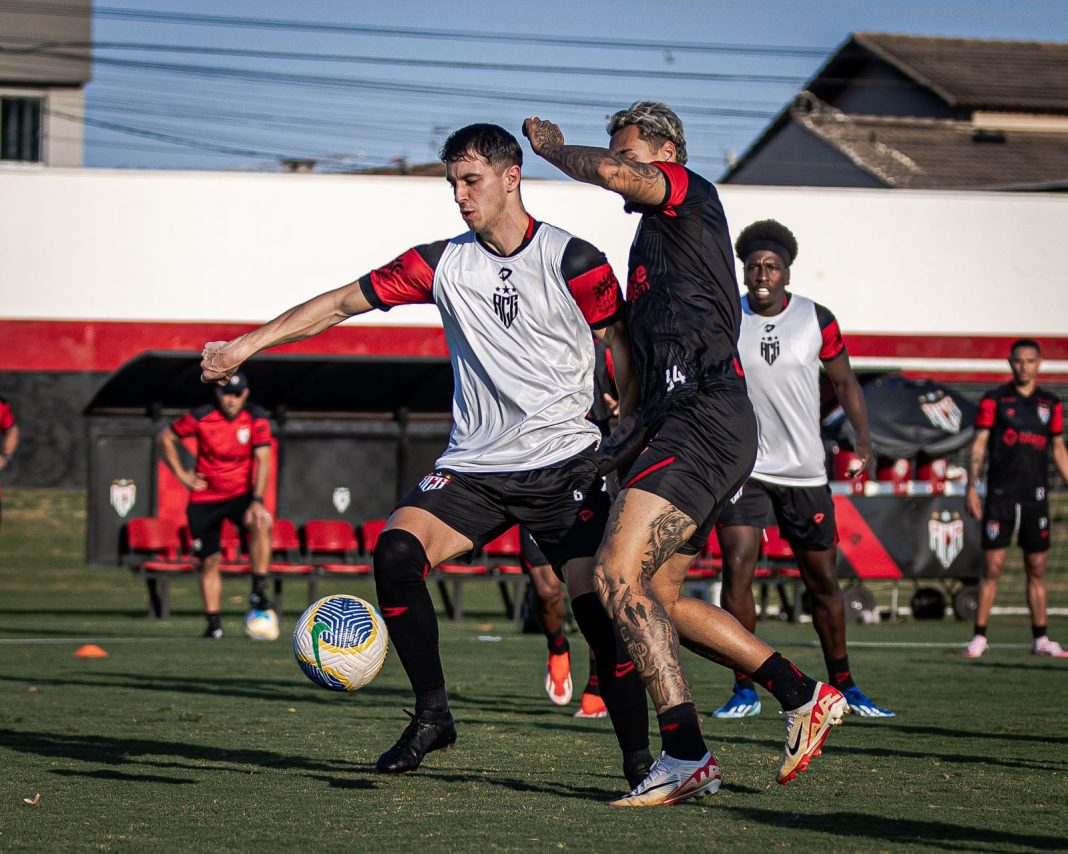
[624,752,654,790]
[376,709,457,773]
[249,591,270,611]
[202,626,224,640]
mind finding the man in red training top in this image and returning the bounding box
[158,372,274,639]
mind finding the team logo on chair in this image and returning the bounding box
[985,520,1000,541]
[109,479,137,518]
[760,334,780,365]
[928,511,964,569]
[418,472,452,492]
[332,487,351,514]
[493,268,519,328]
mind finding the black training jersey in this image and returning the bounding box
[976,383,1064,502]
[624,162,743,424]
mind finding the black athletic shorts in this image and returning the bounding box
[396,444,609,572]
[982,497,1050,553]
[622,386,757,546]
[717,478,838,552]
[187,493,253,558]
[519,525,550,570]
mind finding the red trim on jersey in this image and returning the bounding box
[819,319,846,361]
[975,397,997,429]
[369,248,436,308]
[732,356,745,376]
[568,263,622,327]
[525,215,535,240]
[652,162,689,213]
[0,401,13,431]
[1052,402,1064,435]
[604,346,616,383]
[624,456,676,489]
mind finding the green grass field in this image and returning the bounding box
[2,490,1067,852]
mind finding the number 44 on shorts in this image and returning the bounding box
[665,365,687,392]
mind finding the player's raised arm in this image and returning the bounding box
[523,116,669,208]
[200,281,373,384]
[201,241,441,384]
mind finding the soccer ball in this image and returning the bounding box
[293,595,389,691]
[244,608,280,641]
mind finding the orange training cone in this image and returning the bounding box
[74,644,109,658]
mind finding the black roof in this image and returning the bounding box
[84,351,454,417]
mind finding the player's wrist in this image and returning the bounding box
[251,495,264,504]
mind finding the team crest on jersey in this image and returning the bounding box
[1038,403,1051,425]
[236,426,251,445]
[332,487,351,514]
[419,472,452,492]
[109,478,136,518]
[985,520,1000,541]
[760,334,780,366]
[919,392,962,434]
[494,268,519,328]
[928,511,964,569]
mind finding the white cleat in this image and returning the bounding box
[963,635,988,658]
[610,751,721,807]
[777,682,848,785]
[1032,637,1068,658]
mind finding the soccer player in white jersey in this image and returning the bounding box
[713,219,894,719]
[200,124,655,791]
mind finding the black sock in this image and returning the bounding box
[974,624,988,637]
[571,593,649,757]
[546,625,569,655]
[825,655,856,690]
[734,670,756,692]
[206,612,221,632]
[1032,624,1047,640]
[584,651,601,696]
[250,575,269,609]
[752,652,817,711]
[657,702,706,760]
[373,530,448,714]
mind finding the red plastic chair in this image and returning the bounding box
[125,517,193,619]
[219,519,250,575]
[269,519,317,611]
[305,519,370,577]
[359,519,389,555]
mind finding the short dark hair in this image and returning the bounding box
[1010,338,1041,358]
[439,123,523,171]
[606,101,688,165]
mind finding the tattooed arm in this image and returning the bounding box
[523,116,668,207]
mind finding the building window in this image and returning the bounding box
[1,97,42,162]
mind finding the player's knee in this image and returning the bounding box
[373,529,429,589]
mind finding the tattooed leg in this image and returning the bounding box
[593,489,697,712]
[650,551,776,674]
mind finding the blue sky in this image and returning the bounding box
[75,0,1068,178]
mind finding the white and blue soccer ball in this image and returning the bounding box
[244,608,280,641]
[293,594,389,691]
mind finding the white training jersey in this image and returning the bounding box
[359,218,622,472]
[737,293,846,486]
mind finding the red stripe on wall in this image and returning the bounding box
[832,496,904,580]
[848,334,1068,360]
[0,319,448,371]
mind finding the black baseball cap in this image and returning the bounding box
[217,371,249,395]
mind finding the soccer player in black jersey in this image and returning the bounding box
[526,102,847,805]
[964,339,1068,658]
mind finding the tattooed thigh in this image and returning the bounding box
[641,505,696,580]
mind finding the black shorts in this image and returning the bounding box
[519,526,550,571]
[396,445,609,571]
[622,387,757,538]
[717,478,838,552]
[187,494,253,558]
[982,497,1051,553]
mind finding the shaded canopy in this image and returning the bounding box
[84,351,454,417]
[826,373,976,459]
